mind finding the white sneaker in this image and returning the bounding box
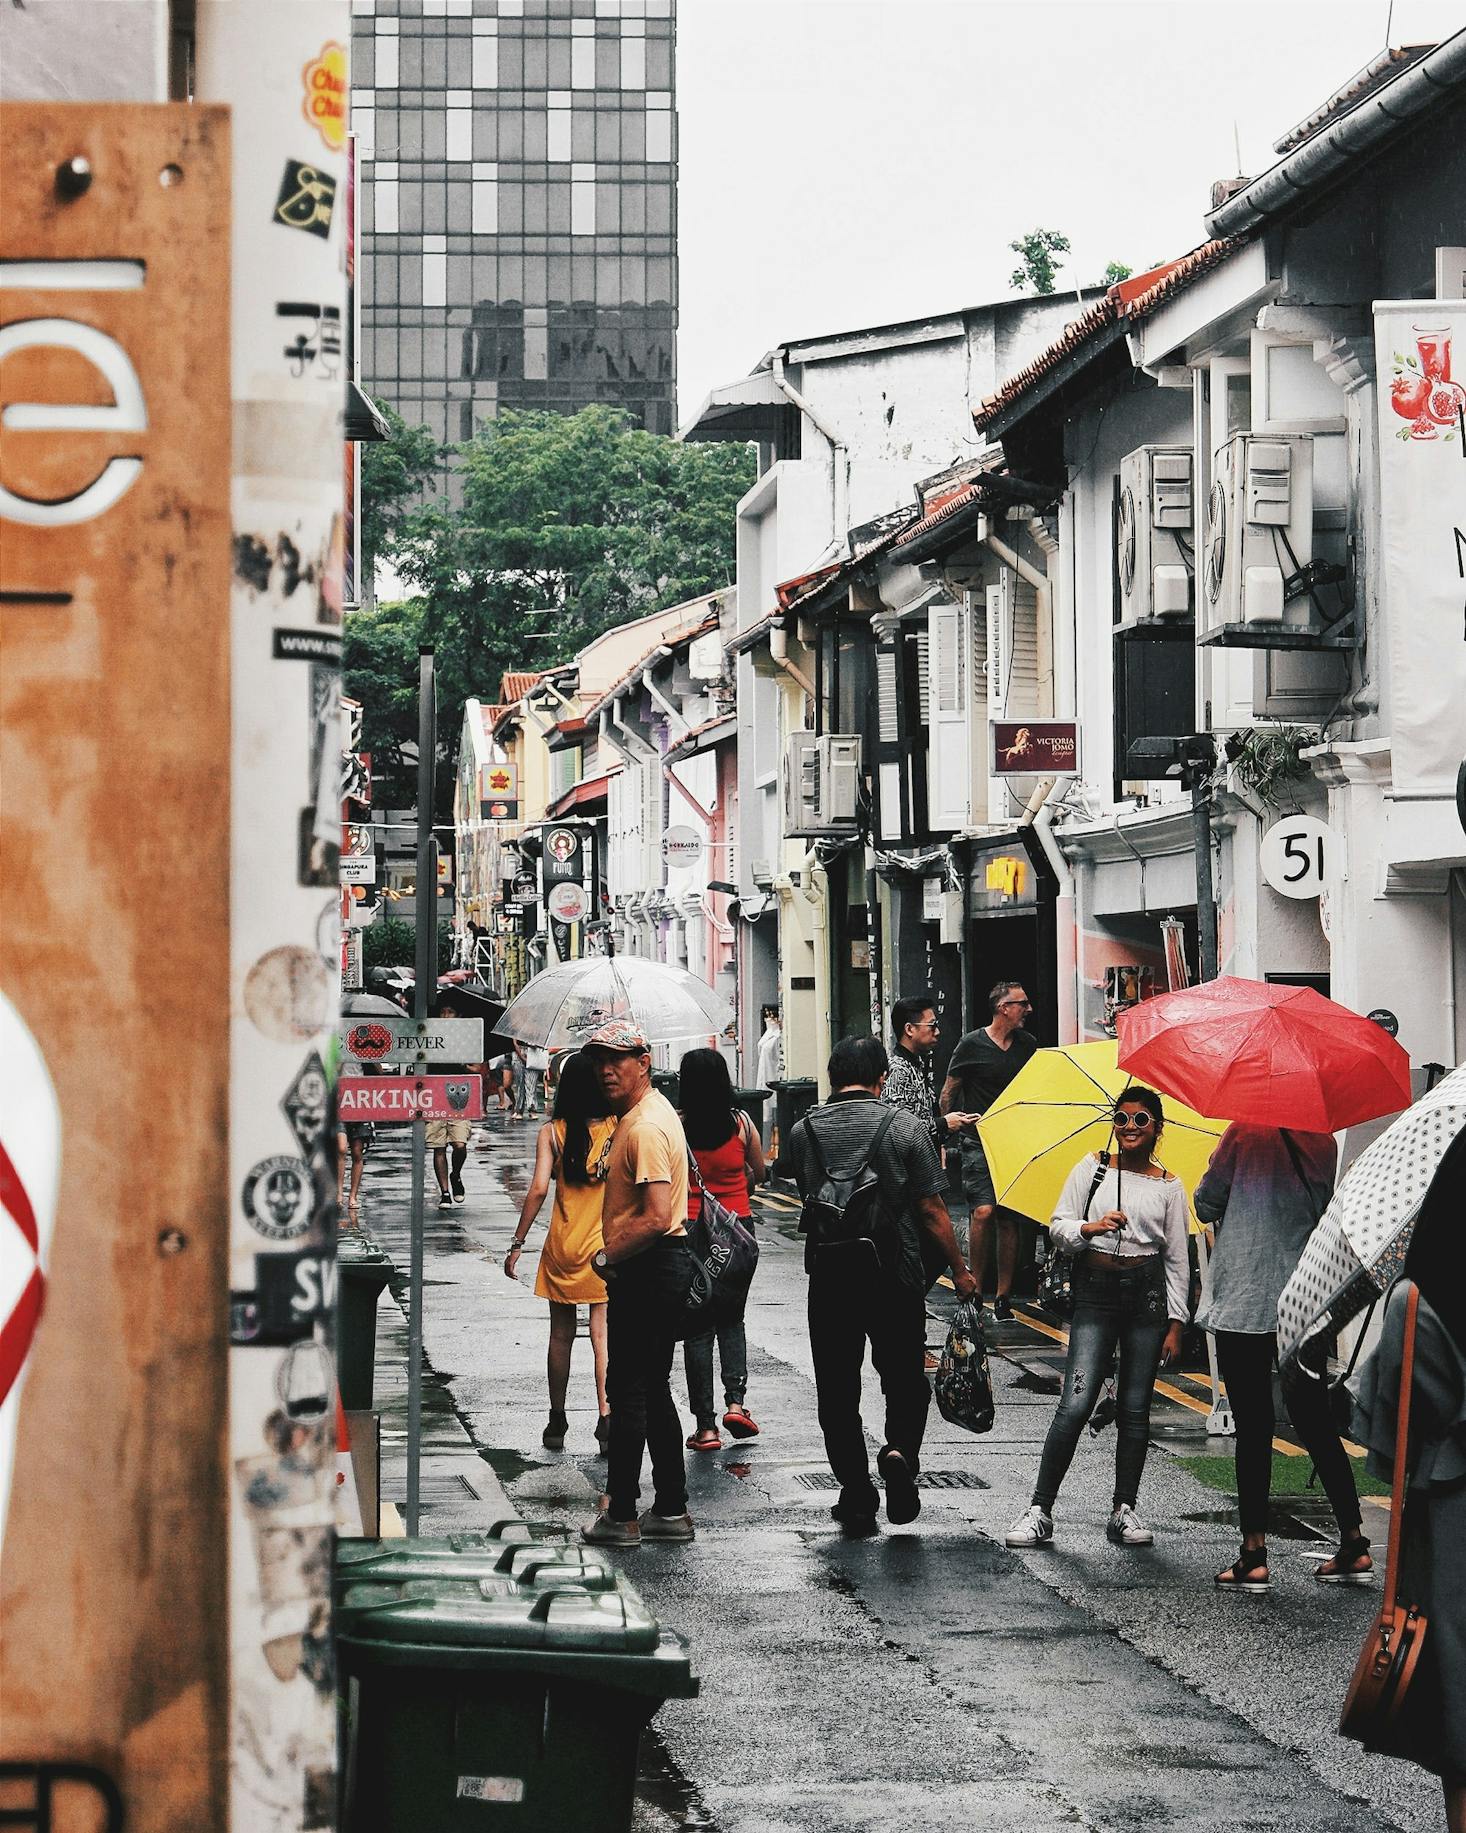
[1107,1504,1153,1547]
[1005,1505,1054,1548]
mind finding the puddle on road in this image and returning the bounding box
[722,1461,752,1480]
[634,1726,718,1831]
[476,1445,542,1486]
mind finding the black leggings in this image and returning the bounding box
[1214,1330,1363,1539]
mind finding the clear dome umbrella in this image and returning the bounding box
[494,956,732,1051]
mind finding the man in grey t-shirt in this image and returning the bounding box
[785,1036,976,1535]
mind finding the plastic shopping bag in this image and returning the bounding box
[933,1299,995,1434]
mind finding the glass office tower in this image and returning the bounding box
[351,0,678,451]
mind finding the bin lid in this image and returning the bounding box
[335,1543,615,1592]
[338,1579,661,1654]
[337,1232,392,1270]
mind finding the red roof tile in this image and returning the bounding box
[499,670,544,704]
[973,240,1241,430]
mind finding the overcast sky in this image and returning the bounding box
[674,0,1466,421]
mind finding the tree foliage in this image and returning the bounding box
[1103,260,1134,286]
[1009,227,1072,296]
[342,596,425,810]
[359,399,442,584]
[353,403,755,821]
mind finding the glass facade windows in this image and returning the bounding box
[355,0,677,454]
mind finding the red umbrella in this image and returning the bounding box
[1115,976,1411,1132]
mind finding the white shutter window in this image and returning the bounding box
[927,600,969,833]
[1006,577,1043,716]
[644,755,662,881]
[876,648,899,743]
[986,583,1006,715]
[915,632,931,725]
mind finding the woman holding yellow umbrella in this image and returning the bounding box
[995,1070,1209,1552]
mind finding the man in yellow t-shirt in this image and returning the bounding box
[581,1019,694,1547]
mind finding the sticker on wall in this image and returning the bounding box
[301,42,347,155]
[277,301,342,379]
[242,1156,315,1242]
[273,627,341,664]
[274,160,336,240]
[280,1051,331,1160]
[244,946,333,1044]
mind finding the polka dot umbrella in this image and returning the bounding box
[1276,1065,1466,1370]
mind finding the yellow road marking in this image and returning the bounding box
[997,1303,1372,1463]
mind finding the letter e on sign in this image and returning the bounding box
[1260,814,1334,901]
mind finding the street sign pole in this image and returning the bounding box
[407,648,438,1535]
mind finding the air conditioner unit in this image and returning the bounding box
[783,733,863,836]
[1201,433,1314,634]
[1116,445,1193,625]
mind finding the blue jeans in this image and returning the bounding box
[1033,1255,1168,1513]
[683,1313,748,1428]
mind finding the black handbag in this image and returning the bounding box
[678,1150,759,1339]
[1037,1154,1110,1320]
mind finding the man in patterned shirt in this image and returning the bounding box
[882,995,978,1288]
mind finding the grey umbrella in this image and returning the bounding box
[341,992,408,1017]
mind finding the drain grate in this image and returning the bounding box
[794,1469,988,1492]
[400,1473,482,1503]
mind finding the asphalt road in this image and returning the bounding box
[355,1111,1436,1833]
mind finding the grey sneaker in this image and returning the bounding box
[1005,1505,1054,1548]
[637,1511,695,1542]
[1107,1504,1154,1547]
[581,1512,640,1547]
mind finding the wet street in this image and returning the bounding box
[354,1113,1430,1833]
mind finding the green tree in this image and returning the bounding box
[360,398,442,585]
[342,596,425,809]
[1009,227,1072,296]
[394,404,754,802]
[1103,260,1134,286]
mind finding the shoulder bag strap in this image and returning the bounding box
[1081,1151,1111,1221]
[1381,1283,1421,1617]
[1279,1129,1322,1224]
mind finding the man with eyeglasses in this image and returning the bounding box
[939,980,1038,1319]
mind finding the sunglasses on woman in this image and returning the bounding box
[1112,1110,1154,1130]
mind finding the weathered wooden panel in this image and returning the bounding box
[0,103,232,1833]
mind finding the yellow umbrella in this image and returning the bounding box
[976,1040,1227,1230]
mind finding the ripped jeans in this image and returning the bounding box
[1032,1255,1169,1513]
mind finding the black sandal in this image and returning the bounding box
[1316,1533,1373,1586]
[1215,1545,1270,1592]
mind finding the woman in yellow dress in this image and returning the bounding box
[504,1051,616,1455]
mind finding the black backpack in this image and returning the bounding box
[794,1108,902,1273]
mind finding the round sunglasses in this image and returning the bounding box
[1112,1110,1155,1130]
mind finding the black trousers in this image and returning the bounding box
[807,1256,929,1508]
[605,1238,692,1523]
[1215,1329,1362,1538]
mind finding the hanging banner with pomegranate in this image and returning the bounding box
[1376,301,1466,797]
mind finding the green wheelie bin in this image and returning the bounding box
[336,1537,698,1833]
[336,1231,393,1411]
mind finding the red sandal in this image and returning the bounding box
[722,1405,760,1440]
[685,1427,721,1452]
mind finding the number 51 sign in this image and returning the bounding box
[1260,814,1336,900]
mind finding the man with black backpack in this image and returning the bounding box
[783,1035,978,1536]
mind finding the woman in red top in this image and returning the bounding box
[679,1047,766,1451]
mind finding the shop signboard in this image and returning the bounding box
[544,825,583,885]
[1260,813,1335,901]
[989,719,1080,776]
[0,101,234,1824]
[338,1075,486,1122]
[1375,302,1466,798]
[340,852,375,884]
[547,881,590,924]
[662,824,703,865]
[341,1017,484,1061]
[479,760,519,820]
